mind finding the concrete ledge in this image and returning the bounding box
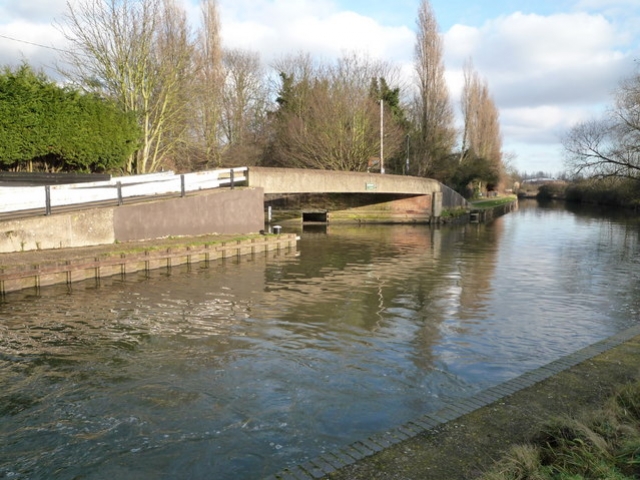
[0,234,297,295]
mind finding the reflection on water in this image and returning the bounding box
[1,201,639,479]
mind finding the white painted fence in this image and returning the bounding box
[0,167,248,215]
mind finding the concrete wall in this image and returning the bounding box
[0,188,264,253]
[114,187,264,242]
[0,210,115,253]
[248,167,443,196]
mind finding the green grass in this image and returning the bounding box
[470,195,518,209]
[79,234,272,262]
[440,207,469,219]
[481,382,640,480]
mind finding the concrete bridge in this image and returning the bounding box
[0,167,468,253]
[246,167,468,224]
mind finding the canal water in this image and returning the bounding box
[1,201,639,479]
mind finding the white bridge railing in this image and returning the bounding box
[0,167,248,216]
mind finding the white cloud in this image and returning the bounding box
[444,12,633,107]
[219,0,413,64]
[0,0,70,73]
[502,105,591,144]
[0,21,67,73]
[0,0,67,23]
[442,9,639,172]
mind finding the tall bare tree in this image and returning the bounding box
[191,0,224,168]
[58,0,195,173]
[413,0,456,178]
[460,60,502,166]
[459,59,477,163]
[454,59,503,192]
[152,0,194,172]
[220,48,270,166]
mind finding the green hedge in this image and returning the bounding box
[0,64,139,172]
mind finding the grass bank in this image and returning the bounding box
[470,195,518,210]
[481,381,640,480]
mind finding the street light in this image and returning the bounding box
[380,99,385,174]
[405,134,410,175]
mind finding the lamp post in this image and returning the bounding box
[380,99,385,174]
[405,134,410,175]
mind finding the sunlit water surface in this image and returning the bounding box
[1,201,639,479]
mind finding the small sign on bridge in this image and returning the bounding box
[365,183,377,191]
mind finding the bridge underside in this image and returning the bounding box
[266,192,440,224]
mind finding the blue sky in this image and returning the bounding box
[1,0,639,175]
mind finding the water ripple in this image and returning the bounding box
[1,207,639,478]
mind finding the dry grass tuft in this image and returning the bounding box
[480,381,640,480]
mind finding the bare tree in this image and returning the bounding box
[459,60,503,178]
[221,49,267,144]
[219,48,270,166]
[58,0,195,173]
[459,59,478,163]
[267,52,405,171]
[564,70,640,179]
[563,117,640,179]
[412,0,456,177]
[191,0,224,168]
[152,0,195,172]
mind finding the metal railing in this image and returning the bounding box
[0,167,248,217]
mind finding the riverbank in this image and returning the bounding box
[267,325,640,480]
[0,233,297,295]
[468,195,518,223]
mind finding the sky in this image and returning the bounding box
[1,0,639,176]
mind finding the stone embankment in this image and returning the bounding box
[0,233,297,295]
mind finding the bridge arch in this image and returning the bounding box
[246,167,468,224]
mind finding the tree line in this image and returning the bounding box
[0,0,505,197]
